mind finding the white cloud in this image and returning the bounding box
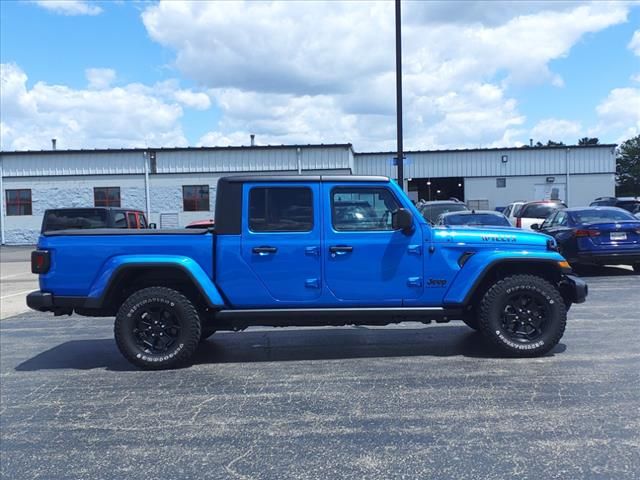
[595,87,640,141]
[174,90,211,110]
[629,30,640,56]
[0,63,188,150]
[142,1,631,150]
[33,0,103,16]
[85,68,116,89]
[530,118,582,144]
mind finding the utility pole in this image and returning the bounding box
[395,0,404,190]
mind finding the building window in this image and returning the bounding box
[94,187,121,207]
[496,178,506,188]
[6,189,32,216]
[249,187,313,232]
[183,185,210,211]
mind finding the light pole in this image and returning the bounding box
[395,0,404,190]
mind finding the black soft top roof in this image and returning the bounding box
[219,175,389,183]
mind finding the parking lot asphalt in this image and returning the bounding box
[0,246,39,319]
[1,263,639,479]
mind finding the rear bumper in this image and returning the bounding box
[575,251,640,266]
[26,291,86,315]
[559,274,588,305]
[26,291,53,311]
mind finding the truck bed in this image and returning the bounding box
[37,229,215,298]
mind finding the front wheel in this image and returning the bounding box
[114,287,201,369]
[478,275,566,357]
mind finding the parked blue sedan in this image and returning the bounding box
[534,207,640,272]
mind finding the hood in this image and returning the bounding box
[431,225,552,248]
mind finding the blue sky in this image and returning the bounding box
[1,1,639,151]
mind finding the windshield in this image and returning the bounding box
[419,203,468,223]
[519,204,561,219]
[571,209,636,224]
[443,213,511,226]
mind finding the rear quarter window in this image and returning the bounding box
[42,209,109,232]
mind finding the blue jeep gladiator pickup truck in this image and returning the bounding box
[28,175,587,369]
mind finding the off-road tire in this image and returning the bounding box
[478,274,566,357]
[115,287,201,370]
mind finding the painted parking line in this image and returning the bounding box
[0,289,36,300]
[1,272,32,280]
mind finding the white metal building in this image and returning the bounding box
[0,143,616,244]
[354,145,616,209]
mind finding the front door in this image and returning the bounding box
[322,183,424,305]
[240,183,322,302]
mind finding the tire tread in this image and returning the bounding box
[114,286,201,369]
[478,274,566,357]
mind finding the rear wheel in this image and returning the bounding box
[114,286,201,369]
[478,275,566,357]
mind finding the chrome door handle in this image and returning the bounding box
[252,246,277,255]
[329,245,353,255]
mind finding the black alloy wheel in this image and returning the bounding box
[501,292,549,342]
[133,304,182,354]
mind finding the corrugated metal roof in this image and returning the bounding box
[0,145,354,177]
[0,144,615,178]
[354,145,616,178]
[0,143,353,156]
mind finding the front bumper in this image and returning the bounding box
[559,274,588,305]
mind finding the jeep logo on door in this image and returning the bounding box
[481,234,517,242]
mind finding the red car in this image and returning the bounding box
[186,219,215,229]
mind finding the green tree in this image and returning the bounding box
[578,137,599,146]
[616,135,640,196]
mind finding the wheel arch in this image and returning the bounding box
[85,260,225,313]
[446,258,566,309]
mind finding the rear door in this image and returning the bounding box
[322,182,424,305]
[240,182,322,302]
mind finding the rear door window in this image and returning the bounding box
[249,187,313,232]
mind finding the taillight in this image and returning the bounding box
[516,217,521,228]
[31,250,50,274]
[575,229,600,238]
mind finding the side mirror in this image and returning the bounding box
[531,223,540,231]
[148,223,157,229]
[392,208,413,234]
